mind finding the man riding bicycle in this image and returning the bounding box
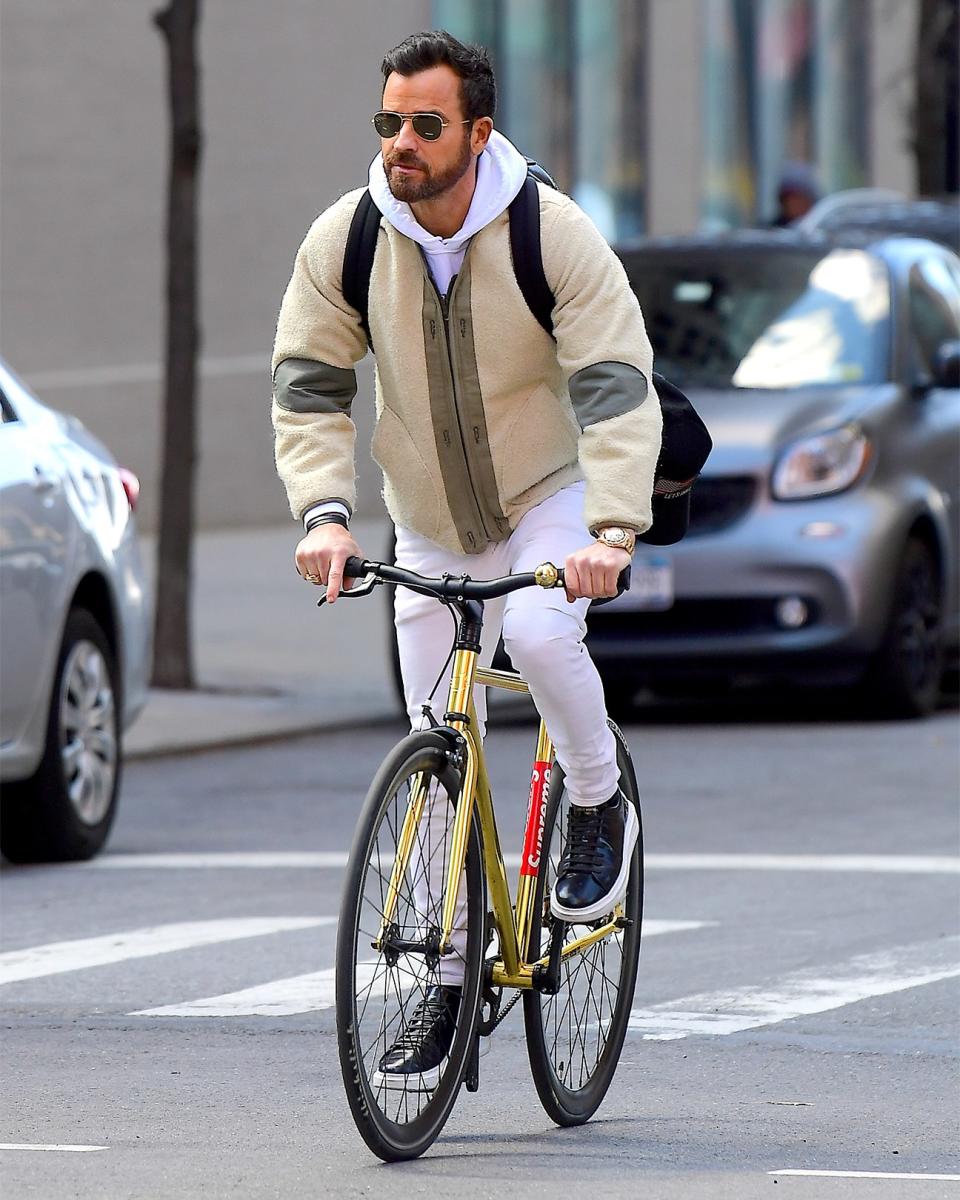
[272,30,661,1087]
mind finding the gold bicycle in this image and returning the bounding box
[328,556,643,1161]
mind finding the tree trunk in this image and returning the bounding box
[914,0,959,197]
[151,0,202,689]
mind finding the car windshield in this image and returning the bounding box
[624,248,890,389]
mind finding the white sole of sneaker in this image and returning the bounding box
[371,1062,443,1093]
[549,801,640,924]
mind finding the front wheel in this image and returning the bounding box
[335,731,486,1161]
[523,721,643,1125]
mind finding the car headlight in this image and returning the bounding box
[772,424,872,500]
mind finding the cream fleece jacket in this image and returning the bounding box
[272,181,662,554]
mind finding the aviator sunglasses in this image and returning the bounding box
[372,110,471,141]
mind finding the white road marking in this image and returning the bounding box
[769,1170,960,1181]
[131,919,711,1017]
[135,966,335,1017]
[0,918,335,985]
[644,854,960,875]
[84,852,351,869]
[0,1144,108,1153]
[75,851,960,874]
[629,935,960,1040]
[25,353,268,390]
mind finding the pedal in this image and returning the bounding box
[464,1034,481,1092]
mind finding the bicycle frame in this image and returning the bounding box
[377,638,623,991]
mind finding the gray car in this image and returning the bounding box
[0,359,151,860]
[587,231,960,717]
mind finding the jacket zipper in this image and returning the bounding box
[425,263,493,548]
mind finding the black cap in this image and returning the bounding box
[638,374,713,547]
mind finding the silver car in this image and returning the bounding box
[0,359,151,860]
[588,232,960,717]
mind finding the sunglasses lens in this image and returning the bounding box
[373,112,402,138]
[411,114,444,140]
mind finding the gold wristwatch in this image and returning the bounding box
[594,525,636,556]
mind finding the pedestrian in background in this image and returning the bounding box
[771,161,821,226]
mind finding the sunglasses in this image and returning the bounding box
[372,110,471,142]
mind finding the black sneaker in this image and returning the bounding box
[550,789,639,922]
[373,984,462,1092]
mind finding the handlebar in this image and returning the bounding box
[315,556,630,607]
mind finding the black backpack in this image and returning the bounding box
[341,166,712,546]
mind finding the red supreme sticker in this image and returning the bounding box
[520,760,552,877]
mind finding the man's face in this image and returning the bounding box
[380,65,475,203]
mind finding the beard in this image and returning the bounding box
[384,133,474,203]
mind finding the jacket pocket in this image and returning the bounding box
[497,384,579,502]
[371,405,442,540]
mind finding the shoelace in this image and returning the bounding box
[558,803,610,875]
[392,992,451,1052]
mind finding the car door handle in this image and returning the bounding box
[32,464,59,492]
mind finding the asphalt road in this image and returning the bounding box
[2,706,958,1199]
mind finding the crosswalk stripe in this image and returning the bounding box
[0,918,335,985]
[133,961,376,1018]
[629,935,960,1040]
[769,1170,960,1181]
[76,852,960,874]
[0,1144,108,1153]
[129,919,713,1017]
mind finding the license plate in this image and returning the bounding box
[624,554,674,611]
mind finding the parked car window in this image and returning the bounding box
[908,256,960,376]
[624,248,890,390]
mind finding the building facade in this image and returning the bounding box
[0,1,941,531]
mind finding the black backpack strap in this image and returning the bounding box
[508,175,556,339]
[342,189,382,347]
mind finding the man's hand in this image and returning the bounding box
[295,525,364,604]
[563,542,631,603]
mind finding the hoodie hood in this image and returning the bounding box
[368,129,529,259]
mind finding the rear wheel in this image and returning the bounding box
[336,731,485,1161]
[523,721,643,1125]
[1,609,120,862]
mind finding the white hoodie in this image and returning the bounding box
[367,128,529,296]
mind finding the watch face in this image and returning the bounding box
[603,528,627,546]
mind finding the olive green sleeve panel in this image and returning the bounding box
[568,360,649,429]
[273,358,357,415]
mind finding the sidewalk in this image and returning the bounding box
[125,519,400,759]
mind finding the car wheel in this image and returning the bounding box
[863,537,944,719]
[1,609,121,862]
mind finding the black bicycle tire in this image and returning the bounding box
[522,720,643,1125]
[335,730,486,1161]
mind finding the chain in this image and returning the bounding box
[490,988,523,1031]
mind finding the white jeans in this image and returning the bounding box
[394,484,620,987]
[394,482,619,806]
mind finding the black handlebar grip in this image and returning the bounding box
[590,564,632,608]
[343,556,367,579]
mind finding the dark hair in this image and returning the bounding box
[381,30,496,122]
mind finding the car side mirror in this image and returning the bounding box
[931,340,960,389]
